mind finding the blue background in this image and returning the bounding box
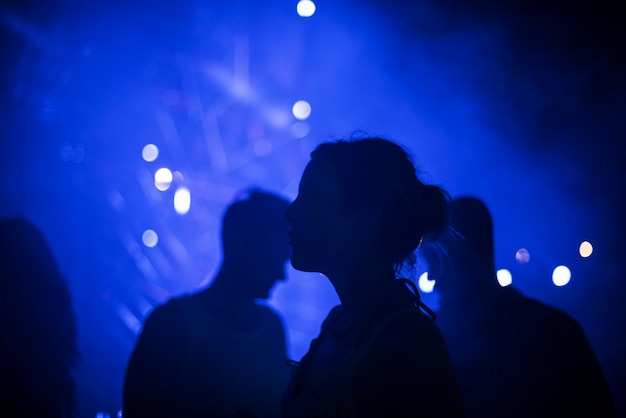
[1,0,624,416]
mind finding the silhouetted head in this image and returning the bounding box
[0,217,78,417]
[285,137,449,279]
[420,196,497,300]
[0,217,59,280]
[220,189,290,299]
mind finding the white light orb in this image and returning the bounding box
[552,265,571,287]
[418,272,436,293]
[297,0,316,17]
[496,269,513,287]
[142,144,159,162]
[174,187,191,215]
[154,167,173,191]
[142,229,158,248]
[292,100,312,120]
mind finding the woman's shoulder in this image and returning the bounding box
[375,309,447,355]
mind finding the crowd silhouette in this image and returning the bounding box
[0,218,79,418]
[0,141,615,418]
[420,196,615,418]
[124,189,291,418]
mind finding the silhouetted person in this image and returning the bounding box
[0,217,79,417]
[124,189,291,418]
[420,196,615,417]
[282,137,464,417]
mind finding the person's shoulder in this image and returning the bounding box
[388,309,440,336]
[143,294,193,326]
[319,305,342,330]
[253,302,285,324]
[378,309,444,352]
[506,287,585,335]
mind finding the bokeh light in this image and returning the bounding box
[552,265,571,287]
[579,241,593,258]
[292,100,312,120]
[296,0,316,17]
[174,187,191,215]
[154,168,173,191]
[418,272,435,293]
[291,121,311,138]
[142,144,159,162]
[515,247,530,264]
[496,269,513,287]
[142,229,158,248]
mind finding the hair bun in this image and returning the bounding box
[417,184,450,242]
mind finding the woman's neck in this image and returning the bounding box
[328,261,396,315]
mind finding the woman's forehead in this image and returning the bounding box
[300,160,342,193]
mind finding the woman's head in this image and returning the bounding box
[285,136,449,276]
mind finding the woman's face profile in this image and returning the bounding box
[285,159,355,274]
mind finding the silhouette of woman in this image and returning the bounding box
[0,217,79,417]
[282,137,464,417]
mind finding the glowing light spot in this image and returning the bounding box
[418,272,436,293]
[552,265,571,287]
[579,241,593,258]
[291,121,311,138]
[154,168,173,191]
[496,269,513,287]
[515,248,530,264]
[117,411,123,418]
[95,413,111,418]
[292,100,312,120]
[142,229,158,248]
[297,0,316,17]
[174,187,191,215]
[142,144,159,162]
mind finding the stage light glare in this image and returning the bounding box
[292,100,312,120]
[552,265,571,287]
[515,247,530,264]
[142,144,159,162]
[496,269,513,287]
[142,229,158,248]
[418,272,436,293]
[174,187,191,215]
[579,241,593,258]
[297,0,316,17]
[154,168,173,191]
